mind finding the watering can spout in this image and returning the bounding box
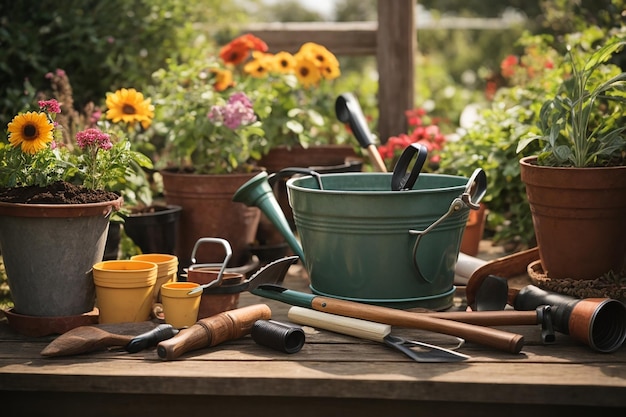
[232,171,305,261]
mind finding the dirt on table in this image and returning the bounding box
[0,181,120,204]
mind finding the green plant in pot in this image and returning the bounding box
[0,88,152,330]
[517,28,626,284]
[150,33,352,269]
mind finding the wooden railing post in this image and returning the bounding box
[376,0,416,143]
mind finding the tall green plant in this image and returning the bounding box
[518,32,626,167]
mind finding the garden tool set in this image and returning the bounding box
[39,141,626,360]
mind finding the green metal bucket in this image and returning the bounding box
[286,172,480,310]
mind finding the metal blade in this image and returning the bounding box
[383,335,470,362]
[189,255,299,295]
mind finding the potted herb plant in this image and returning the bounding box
[0,89,152,329]
[517,29,626,281]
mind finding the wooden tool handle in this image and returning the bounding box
[157,304,272,360]
[288,306,391,342]
[312,297,524,353]
[427,310,539,326]
[366,144,388,172]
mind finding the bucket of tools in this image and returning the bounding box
[234,143,486,310]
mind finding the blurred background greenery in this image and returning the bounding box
[1,0,625,307]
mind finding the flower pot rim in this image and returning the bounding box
[0,196,123,218]
[93,259,158,272]
[520,155,626,171]
[160,168,263,179]
[124,204,182,218]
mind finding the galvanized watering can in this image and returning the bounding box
[234,144,486,310]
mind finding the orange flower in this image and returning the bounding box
[500,55,519,78]
[219,33,268,65]
[212,68,235,92]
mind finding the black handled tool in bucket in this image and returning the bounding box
[335,92,388,173]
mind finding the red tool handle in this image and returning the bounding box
[157,304,272,360]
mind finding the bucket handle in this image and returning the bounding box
[269,168,325,190]
[408,168,487,283]
[186,237,233,290]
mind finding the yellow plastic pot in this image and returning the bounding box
[93,260,158,324]
[160,282,202,328]
[131,254,178,303]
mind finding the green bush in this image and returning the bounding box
[0,0,246,136]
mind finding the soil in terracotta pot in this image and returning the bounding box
[0,181,119,204]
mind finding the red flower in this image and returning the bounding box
[500,55,519,78]
[219,34,269,65]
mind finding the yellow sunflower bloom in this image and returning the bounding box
[243,52,274,78]
[321,62,341,80]
[105,88,154,129]
[7,112,54,154]
[293,55,322,88]
[272,51,296,74]
[298,42,339,68]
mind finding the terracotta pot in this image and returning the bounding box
[257,145,362,230]
[520,156,626,280]
[185,269,243,319]
[460,203,487,257]
[258,145,360,172]
[160,170,261,269]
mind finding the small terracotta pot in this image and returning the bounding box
[460,203,487,256]
[186,269,244,319]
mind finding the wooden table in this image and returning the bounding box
[1,262,625,416]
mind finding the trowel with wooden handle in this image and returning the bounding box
[287,306,469,362]
[40,323,179,357]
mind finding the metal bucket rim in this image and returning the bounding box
[286,172,468,195]
[310,285,456,305]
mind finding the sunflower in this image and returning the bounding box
[297,42,340,81]
[293,55,322,88]
[105,88,154,129]
[272,51,296,74]
[244,51,274,78]
[7,112,54,155]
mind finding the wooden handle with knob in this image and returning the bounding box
[312,297,524,353]
[157,304,272,360]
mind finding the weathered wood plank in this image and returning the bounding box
[240,22,378,56]
[376,0,415,142]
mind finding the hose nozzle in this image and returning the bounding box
[514,285,626,353]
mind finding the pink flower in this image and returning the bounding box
[208,92,257,129]
[38,99,62,114]
[75,128,112,150]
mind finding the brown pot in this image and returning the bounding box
[185,269,243,319]
[460,203,487,257]
[257,145,362,230]
[160,170,261,269]
[519,156,626,280]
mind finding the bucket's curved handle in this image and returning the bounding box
[269,168,325,190]
[408,168,487,283]
[187,237,232,290]
[391,142,428,191]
